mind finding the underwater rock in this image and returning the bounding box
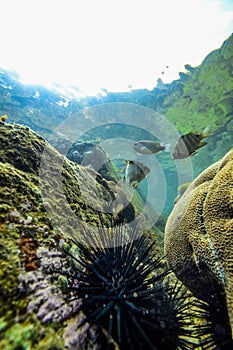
[66,140,120,182]
[0,122,141,349]
[164,148,233,339]
[49,135,120,183]
[49,134,73,155]
[221,34,233,60]
[159,33,233,135]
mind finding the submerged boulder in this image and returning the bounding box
[49,136,120,183]
[0,122,141,349]
[66,140,120,183]
[165,148,233,338]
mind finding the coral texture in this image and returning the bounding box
[165,148,233,338]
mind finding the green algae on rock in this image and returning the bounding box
[0,123,119,348]
[159,34,233,135]
[0,122,163,349]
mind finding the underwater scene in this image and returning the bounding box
[1,10,233,350]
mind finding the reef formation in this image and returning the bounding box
[1,121,231,349]
[165,148,233,342]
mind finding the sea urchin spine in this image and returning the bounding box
[64,225,203,349]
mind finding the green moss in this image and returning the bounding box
[0,317,64,350]
[57,275,69,292]
[0,122,156,348]
[36,329,64,350]
[0,226,22,319]
[1,323,37,350]
[0,317,7,332]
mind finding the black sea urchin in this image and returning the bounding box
[65,225,202,350]
[196,285,233,350]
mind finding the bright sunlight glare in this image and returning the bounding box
[1,0,233,96]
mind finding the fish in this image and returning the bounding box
[133,140,171,155]
[0,115,8,122]
[124,160,150,188]
[112,203,124,220]
[172,126,212,159]
[174,182,191,204]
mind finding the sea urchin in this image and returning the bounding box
[64,225,202,349]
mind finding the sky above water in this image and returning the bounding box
[1,0,233,96]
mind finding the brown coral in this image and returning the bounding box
[164,148,233,338]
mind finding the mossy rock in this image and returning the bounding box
[159,34,233,135]
[0,122,164,349]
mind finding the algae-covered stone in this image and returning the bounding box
[0,122,146,349]
[159,34,233,135]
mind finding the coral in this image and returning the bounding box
[164,148,233,343]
